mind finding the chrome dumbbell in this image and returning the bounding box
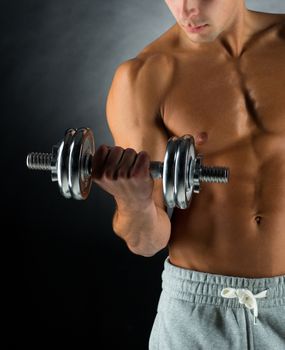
[26,127,230,209]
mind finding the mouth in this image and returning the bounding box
[188,23,207,28]
[185,24,209,33]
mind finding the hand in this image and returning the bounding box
[91,145,155,207]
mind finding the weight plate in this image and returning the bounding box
[186,137,197,206]
[57,128,76,199]
[192,156,202,194]
[173,135,195,209]
[163,136,178,208]
[68,127,95,200]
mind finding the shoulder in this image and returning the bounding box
[252,11,284,28]
[113,46,176,97]
[251,12,285,42]
[270,13,285,28]
[263,12,285,31]
[115,53,174,78]
[113,22,179,81]
[268,13,285,41]
[109,26,178,119]
[134,51,175,83]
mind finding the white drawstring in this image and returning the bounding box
[221,287,269,325]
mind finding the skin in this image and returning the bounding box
[103,0,285,278]
[164,0,262,53]
[150,0,284,277]
[160,0,285,277]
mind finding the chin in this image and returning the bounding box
[188,31,219,44]
[188,36,215,44]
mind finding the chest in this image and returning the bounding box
[162,39,285,152]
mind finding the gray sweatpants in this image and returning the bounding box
[149,256,285,350]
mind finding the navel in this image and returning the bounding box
[195,131,208,145]
[254,215,262,225]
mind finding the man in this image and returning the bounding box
[92,0,285,349]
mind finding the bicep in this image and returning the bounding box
[106,58,170,212]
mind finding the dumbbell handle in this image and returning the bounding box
[27,152,229,184]
[26,153,164,177]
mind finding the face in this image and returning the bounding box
[164,0,243,44]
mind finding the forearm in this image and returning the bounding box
[112,199,171,257]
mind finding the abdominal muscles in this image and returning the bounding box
[168,141,285,278]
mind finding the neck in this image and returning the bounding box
[177,5,258,57]
[218,4,253,57]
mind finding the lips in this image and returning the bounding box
[189,24,207,29]
[185,24,208,33]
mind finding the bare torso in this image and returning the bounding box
[137,12,285,277]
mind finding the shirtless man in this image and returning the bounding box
[92,1,285,349]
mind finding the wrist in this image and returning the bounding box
[114,197,156,215]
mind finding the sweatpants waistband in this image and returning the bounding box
[161,257,285,309]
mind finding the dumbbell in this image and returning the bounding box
[26,127,230,209]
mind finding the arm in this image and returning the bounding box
[106,55,173,257]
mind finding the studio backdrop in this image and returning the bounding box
[3,0,285,348]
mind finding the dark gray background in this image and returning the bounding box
[3,0,284,348]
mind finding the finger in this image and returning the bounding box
[92,145,111,179]
[104,146,125,179]
[114,148,138,179]
[130,151,150,177]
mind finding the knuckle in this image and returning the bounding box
[104,169,114,180]
[139,151,149,159]
[114,146,124,153]
[129,166,141,178]
[131,164,148,178]
[98,144,110,153]
[116,168,128,178]
[123,148,137,159]
[129,170,137,178]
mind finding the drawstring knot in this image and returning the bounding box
[221,287,268,325]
